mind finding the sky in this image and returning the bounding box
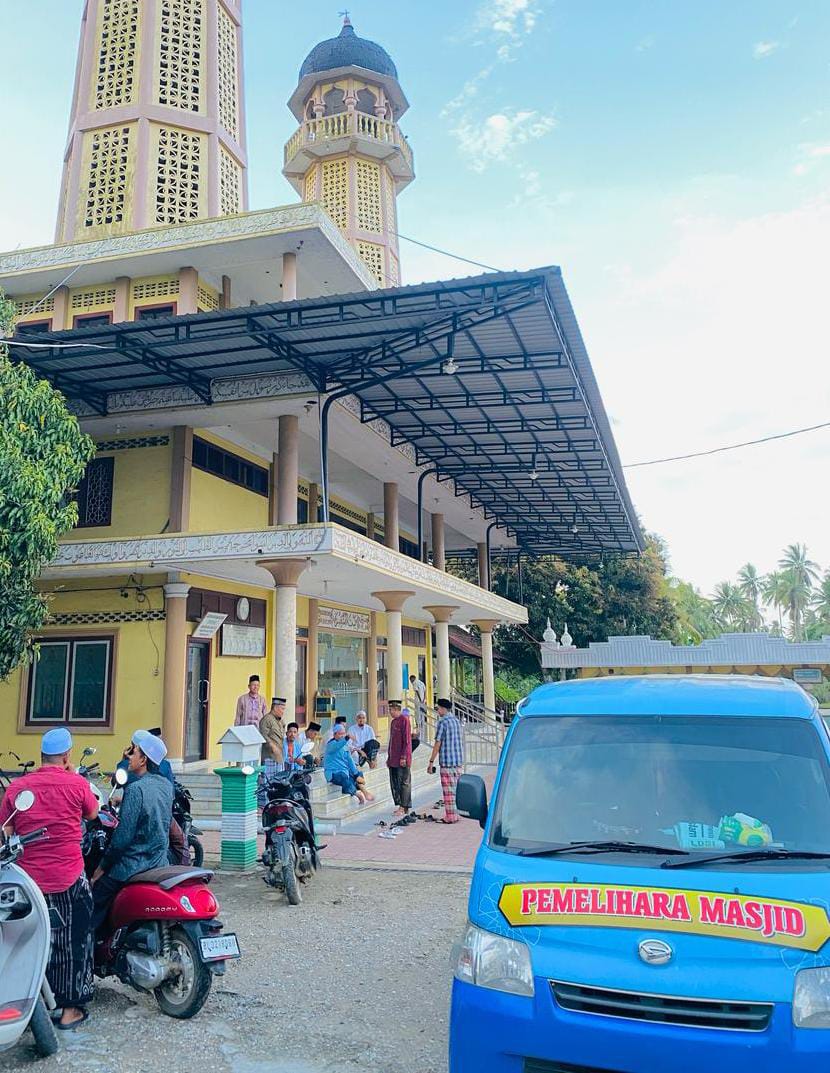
[1,1,829,595]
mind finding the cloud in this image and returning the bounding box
[478,0,541,39]
[753,40,780,59]
[441,66,494,117]
[791,142,830,177]
[636,35,655,52]
[450,109,557,171]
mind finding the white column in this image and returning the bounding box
[383,482,399,550]
[477,542,490,591]
[425,605,458,700]
[473,619,499,716]
[277,415,299,525]
[260,559,308,722]
[162,581,190,767]
[282,251,298,301]
[372,591,415,702]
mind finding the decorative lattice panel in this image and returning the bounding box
[217,4,239,139]
[219,148,242,215]
[197,281,219,311]
[357,241,385,284]
[70,286,117,311]
[356,159,382,232]
[82,126,133,231]
[95,435,170,451]
[82,459,115,526]
[387,250,400,286]
[304,167,318,202]
[132,277,178,301]
[158,0,205,113]
[154,127,205,224]
[384,169,397,232]
[15,295,55,317]
[49,610,166,626]
[321,158,348,231]
[94,0,140,110]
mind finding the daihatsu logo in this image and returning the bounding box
[639,939,673,965]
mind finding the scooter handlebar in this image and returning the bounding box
[19,827,47,845]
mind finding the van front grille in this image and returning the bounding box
[551,980,772,1032]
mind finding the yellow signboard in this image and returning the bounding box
[498,882,830,951]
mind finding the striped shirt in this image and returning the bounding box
[435,712,464,768]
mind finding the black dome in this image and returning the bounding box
[299,19,398,81]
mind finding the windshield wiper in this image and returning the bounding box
[663,848,830,870]
[518,840,690,858]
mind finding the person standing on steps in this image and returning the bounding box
[410,674,427,736]
[235,674,268,727]
[387,700,413,819]
[259,698,286,779]
[427,698,464,824]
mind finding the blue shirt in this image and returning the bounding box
[282,737,305,766]
[435,713,464,768]
[102,772,173,882]
[323,738,359,782]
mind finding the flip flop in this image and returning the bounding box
[56,1009,90,1030]
[378,830,397,840]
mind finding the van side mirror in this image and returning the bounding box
[457,774,488,829]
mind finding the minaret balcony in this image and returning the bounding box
[284,112,414,187]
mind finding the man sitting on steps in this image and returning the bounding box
[323,723,375,806]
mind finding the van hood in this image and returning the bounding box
[469,849,830,1002]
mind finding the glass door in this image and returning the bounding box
[185,641,210,762]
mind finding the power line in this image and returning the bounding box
[624,420,830,469]
[393,232,504,273]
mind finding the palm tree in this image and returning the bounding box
[762,570,789,633]
[737,563,764,630]
[778,544,819,640]
[812,570,830,626]
[711,582,751,631]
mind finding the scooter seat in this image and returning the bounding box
[126,866,213,890]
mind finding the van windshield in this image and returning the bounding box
[490,715,830,860]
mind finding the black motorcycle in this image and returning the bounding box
[173,781,204,867]
[261,754,319,905]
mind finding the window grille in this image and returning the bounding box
[154,127,204,224]
[356,241,385,284]
[76,457,115,528]
[158,0,204,112]
[94,0,139,110]
[321,158,348,230]
[356,159,382,232]
[217,4,239,138]
[83,126,133,230]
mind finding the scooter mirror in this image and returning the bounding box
[82,746,97,758]
[114,767,129,787]
[300,741,315,756]
[14,790,35,813]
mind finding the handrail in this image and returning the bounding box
[284,112,413,170]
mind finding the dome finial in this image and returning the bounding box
[338,9,353,33]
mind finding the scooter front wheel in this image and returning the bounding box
[188,834,204,868]
[153,926,212,1019]
[29,997,58,1057]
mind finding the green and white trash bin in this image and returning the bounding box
[215,725,265,871]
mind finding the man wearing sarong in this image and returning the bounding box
[0,728,99,1030]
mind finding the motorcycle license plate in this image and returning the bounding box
[199,933,240,961]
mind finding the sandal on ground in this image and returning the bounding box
[56,1009,90,1031]
[438,818,458,825]
[402,814,416,824]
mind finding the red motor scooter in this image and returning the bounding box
[92,769,240,1018]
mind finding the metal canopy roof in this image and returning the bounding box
[10,267,642,556]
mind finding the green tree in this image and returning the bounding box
[0,292,95,679]
[665,578,718,643]
[711,582,752,630]
[812,571,830,625]
[777,543,819,640]
[737,563,764,629]
[489,534,679,674]
[762,570,789,633]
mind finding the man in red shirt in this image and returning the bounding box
[0,728,99,1030]
[386,700,413,818]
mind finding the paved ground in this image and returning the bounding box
[0,866,469,1073]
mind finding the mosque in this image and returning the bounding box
[0,1,641,769]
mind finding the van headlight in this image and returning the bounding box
[451,922,534,998]
[793,967,830,1028]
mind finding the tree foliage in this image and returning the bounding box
[0,292,95,679]
[484,534,679,675]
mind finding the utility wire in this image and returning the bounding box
[393,232,504,273]
[624,420,830,469]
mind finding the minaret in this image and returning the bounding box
[283,16,414,286]
[56,0,248,243]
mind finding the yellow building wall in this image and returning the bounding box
[0,577,166,771]
[189,430,270,533]
[74,439,172,540]
[182,572,273,763]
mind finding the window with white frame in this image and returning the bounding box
[27,636,114,726]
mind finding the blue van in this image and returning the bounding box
[450,675,830,1072]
